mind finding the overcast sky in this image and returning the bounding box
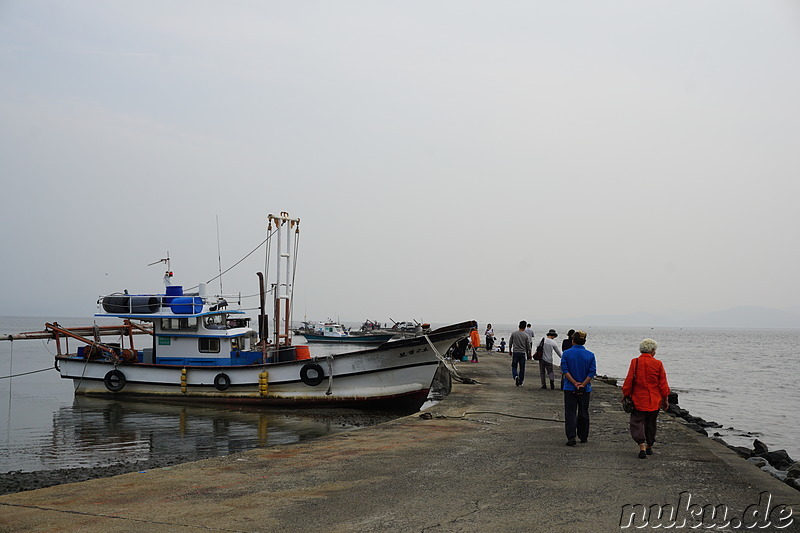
[1,1,798,326]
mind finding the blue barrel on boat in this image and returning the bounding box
[170,296,203,314]
[102,295,161,314]
[164,285,183,304]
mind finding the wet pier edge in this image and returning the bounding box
[1,350,799,532]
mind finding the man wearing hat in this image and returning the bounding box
[560,330,597,446]
[539,329,563,390]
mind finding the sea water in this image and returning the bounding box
[2,317,798,474]
[479,323,800,460]
[0,316,399,474]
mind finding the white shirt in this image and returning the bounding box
[542,337,563,364]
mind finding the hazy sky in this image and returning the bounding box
[1,1,799,326]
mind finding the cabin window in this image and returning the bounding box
[160,317,198,331]
[199,338,220,353]
[205,314,227,329]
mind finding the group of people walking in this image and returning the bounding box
[482,321,671,458]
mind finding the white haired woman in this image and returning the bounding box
[621,338,670,459]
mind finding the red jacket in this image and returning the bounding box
[470,330,481,348]
[621,353,670,412]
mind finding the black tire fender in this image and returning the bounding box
[214,372,231,391]
[104,369,126,392]
[299,363,325,386]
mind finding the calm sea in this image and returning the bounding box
[2,317,798,474]
[0,316,399,474]
[485,323,800,460]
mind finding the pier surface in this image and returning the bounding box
[1,351,798,532]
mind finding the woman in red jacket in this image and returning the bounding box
[621,338,670,459]
[469,327,481,362]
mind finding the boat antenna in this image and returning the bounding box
[148,252,172,286]
[216,215,224,296]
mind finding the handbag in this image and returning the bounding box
[532,338,544,361]
[622,358,639,413]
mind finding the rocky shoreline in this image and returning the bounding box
[601,376,800,492]
[0,455,189,496]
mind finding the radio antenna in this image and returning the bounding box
[216,216,224,296]
[148,252,173,286]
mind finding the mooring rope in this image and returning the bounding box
[0,368,52,380]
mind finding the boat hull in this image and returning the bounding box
[300,333,396,344]
[56,322,473,410]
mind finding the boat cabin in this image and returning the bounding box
[95,288,266,366]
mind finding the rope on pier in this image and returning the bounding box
[420,411,562,423]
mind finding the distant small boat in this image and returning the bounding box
[299,322,396,344]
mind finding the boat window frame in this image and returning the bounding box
[160,317,198,332]
[205,314,227,330]
[198,337,221,353]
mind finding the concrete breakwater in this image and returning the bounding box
[600,375,800,492]
[1,350,799,532]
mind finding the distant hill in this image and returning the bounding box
[549,306,800,329]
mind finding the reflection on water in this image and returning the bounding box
[37,397,392,472]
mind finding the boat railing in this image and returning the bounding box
[96,291,245,316]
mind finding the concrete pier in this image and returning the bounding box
[1,351,798,532]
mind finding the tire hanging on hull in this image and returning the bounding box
[104,369,126,392]
[299,363,325,386]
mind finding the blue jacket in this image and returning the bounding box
[560,345,597,392]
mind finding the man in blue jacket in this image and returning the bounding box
[560,330,597,446]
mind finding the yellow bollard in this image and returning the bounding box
[259,370,269,396]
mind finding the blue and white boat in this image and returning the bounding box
[4,213,473,410]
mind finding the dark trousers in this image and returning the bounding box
[539,361,554,386]
[511,352,526,383]
[630,410,659,446]
[564,391,591,441]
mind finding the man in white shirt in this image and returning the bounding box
[540,329,563,390]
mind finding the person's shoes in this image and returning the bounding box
[646,447,653,455]
[541,385,547,389]
[515,377,520,386]
[580,438,587,444]
[638,450,647,459]
[566,439,577,446]
[550,381,555,389]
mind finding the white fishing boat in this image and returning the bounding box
[297,322,396,344]
[3,212,473,410]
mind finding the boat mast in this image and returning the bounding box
[269,212,300,349]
